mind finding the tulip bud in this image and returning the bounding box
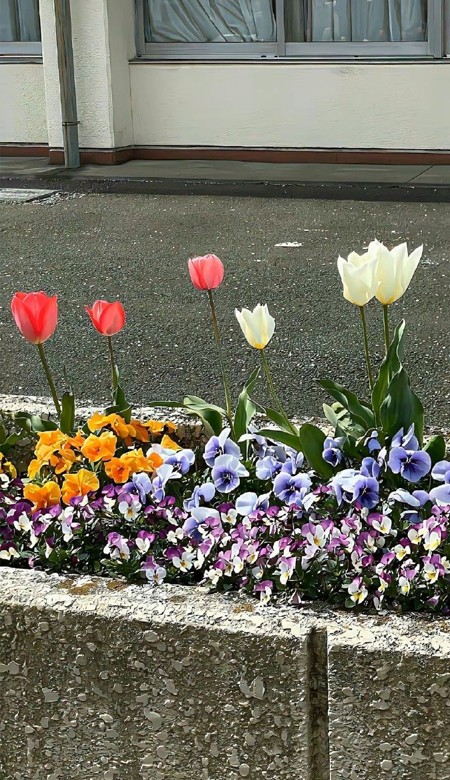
[235,304,275,350]
[188,254,224,291]
[85,300,126,336]
[373,241,423,305]
[11,291,58,344]
[337,248,377,307]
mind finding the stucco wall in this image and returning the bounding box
[1,569,450,780]
[0,63,47,144]
[130,62,450,150]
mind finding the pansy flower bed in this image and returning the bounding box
[2,242,450,613]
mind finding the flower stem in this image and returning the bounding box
[37,343,61,418]
[383,305,390,353]
[107,336,117,392]
[358,305,374,393]
[260,349,297,435]
[207,290,234,435]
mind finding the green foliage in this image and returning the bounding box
[424,435,446,465]
[319,319,424,447]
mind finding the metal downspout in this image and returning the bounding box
[54,0,80,168]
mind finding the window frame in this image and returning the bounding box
[0,0,42,57]
[135,0,444,60]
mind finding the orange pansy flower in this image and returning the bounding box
[24,481,61,511]
[67,430,85,450]
[147,452,164,472]
[28,458,44,480]
[61,468,100,505]
[87,412,112,433]
[81,432,117,463]
[87,412,134,441]
[129,419,150,443]
[120,448,150,474]
[160,435,182,452]
[104,458,131,484]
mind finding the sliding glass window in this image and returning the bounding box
[0,0,41,55]
[136,0,444,58]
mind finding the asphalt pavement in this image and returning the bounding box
[0,192,449,427]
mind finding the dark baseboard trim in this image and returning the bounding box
[48,147,134,165]
[132,147,450,165]
[0,144,49,158]
[3,143,450,166]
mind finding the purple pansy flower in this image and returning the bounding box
[388,447,431,483]
[431,461,450,483]
[392,425,419,452]
[211,455,249,494]
[322,436,344,467]
[165,449,195,475]
[183,482,216,512]
[131,473,153,504]
[273,471,311,507]
[204,429,241,468]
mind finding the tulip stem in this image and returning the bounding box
[358,306,374,393]
[207,290,234,435]
[107,336,118,392]
[37,343,61,418]
[383,305,390,353]
[260,349,297,435]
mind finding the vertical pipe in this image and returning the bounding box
[54,0,80,168]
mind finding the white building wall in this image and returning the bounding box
[39,0,134,151]
[130,62,450,150]
[0,63,47,144]
[1,2,450,154]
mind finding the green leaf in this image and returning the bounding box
[234,367,260,443]
[372,320,405,418]
[257,428,303,452]
[0,432,23,455]
[183,396,225,437]
[318,379,374,430]
[298,423,334,479]
[264,407,299,436]
[423,435,446,465]
[0,417,7,444]
[15,413,58,433]
[59,392,75,435]
[112,366,131,423]
[183,395,225,415]
[147,400,188,409]
[380,368,424,445]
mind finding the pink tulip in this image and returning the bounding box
[85,300,126,336]
[188,254,224,291]
[11,291,58,344]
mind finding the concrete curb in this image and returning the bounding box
[1,175,450,203]
[1,569,449,779]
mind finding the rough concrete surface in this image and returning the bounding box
[1,569,450,780]
[1,194,450,427]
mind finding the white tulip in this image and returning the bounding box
[337,247,378,307]
[235,304,275,350]
[372,240,423,305]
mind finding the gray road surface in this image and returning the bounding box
[0,193,448,427]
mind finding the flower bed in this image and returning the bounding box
[2,243,450,613]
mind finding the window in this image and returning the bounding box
[135,0,444,58]
[0,0,41,55]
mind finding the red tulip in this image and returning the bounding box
[85,300,125,336]
[188,254,224,291]
[11,291,58,344]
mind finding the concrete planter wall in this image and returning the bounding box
[0,569,449,780]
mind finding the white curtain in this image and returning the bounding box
[446,0,450,54]
[144,0,276,42]
[285,0,427,42]
[0,0,40,41]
